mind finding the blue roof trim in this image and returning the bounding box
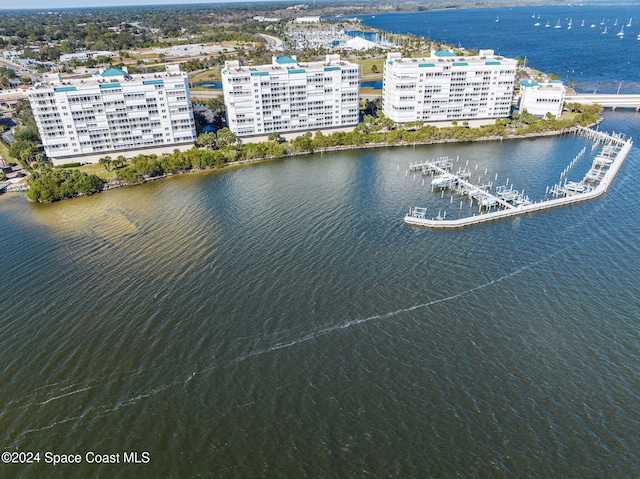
[434,50,457,57]
[386,60,394,65]
[452,62,468,66]
[324,66,341,72]
[288,69,306,74]
[101,68,127,77]
[419,63,436,67]
[54,86,77,92]
[520,80,538,87]
[485,61,501,65]
[100,83,121,89]
[550,80,563,84]
[143,79,164,85]
[250,71,269,76]
[275,56,297,64]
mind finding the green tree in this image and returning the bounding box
[113,155,126,169]
[99,156,112,172]
[292,132,314,152]
[26,167,104,203]
[216,127,236,147]
[196,132,216,148]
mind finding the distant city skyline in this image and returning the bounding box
[3,0,272,10]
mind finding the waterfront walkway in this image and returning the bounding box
[404,127,632,229]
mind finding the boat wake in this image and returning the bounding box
[3,179,623,447]
[234,240,579,363]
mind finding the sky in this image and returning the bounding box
[4,0,272,10]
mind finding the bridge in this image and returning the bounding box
[565,94,640,111]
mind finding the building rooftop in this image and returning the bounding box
[100,68,128,77]
[275,56,298,64]
[29,65,186,91]
[434,50,458,57]
[224,55,357,76]
[387,49,514,67]
[521,79,564,90]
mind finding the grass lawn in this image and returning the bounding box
[353,58,384,78]
[359,87,382,96]
[189,70,221,83]
[77,162,118,182]
[0,140,12,162]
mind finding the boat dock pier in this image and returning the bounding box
[419,158,517,213]
[404,128,632,229]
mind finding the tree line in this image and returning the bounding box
[25,102,601,203]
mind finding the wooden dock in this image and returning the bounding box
[404,128,632,229]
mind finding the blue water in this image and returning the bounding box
[361,80,382,89]
[344,30,380,42]
[362,4,640,93]
[1,6,640,478]
[193,81,222,89]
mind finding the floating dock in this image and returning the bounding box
[404,128,632,229]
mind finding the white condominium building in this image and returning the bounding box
[222,55,359,138]
[28,65,196,165]
[519,80,565,118]
[382,50,517,123]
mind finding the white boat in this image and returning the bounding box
[602,26,608,34]
[581,19,585,27]
[591,23,596,28]
[545,20,551,28]
[637,34,640,40]
[431,174,457,188]
[568,18,573,29]
[495,16,499,23]
[600,17,605,25]
[614,19,618,26]
[481,197,498,208]
[564,182,587,195]
[555,19,562,29]
[534,22,540,27]
[617,26,624,37]
[515,196,532,207]
[465,188,483,199]
[627,18,632,27]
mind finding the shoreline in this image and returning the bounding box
[93,126,587,196]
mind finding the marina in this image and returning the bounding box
[3,5,640,478]
[404,127,632,228]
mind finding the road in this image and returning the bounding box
[258,34,284,51]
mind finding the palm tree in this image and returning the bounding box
[99,156,112,172]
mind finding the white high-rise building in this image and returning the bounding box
[382,50,517,123]
[28,65,196,165]
[222,55,359,139]
[519,79,565,118]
